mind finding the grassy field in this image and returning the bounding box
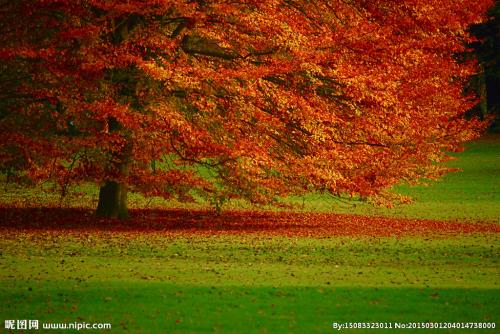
[0,134,499,333]
[1,234,498,333]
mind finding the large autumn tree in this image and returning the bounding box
[0,0,493,218]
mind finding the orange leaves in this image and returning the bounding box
[1,207,498,237]
[0,0,494,210]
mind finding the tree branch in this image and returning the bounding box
[181,35,240,60]
[169,137,234,167]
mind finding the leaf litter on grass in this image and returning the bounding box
[0,207,498,237]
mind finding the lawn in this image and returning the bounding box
[1,233,498,333]
[0,134,499,333]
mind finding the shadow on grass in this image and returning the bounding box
[0,206,498,237]
[2,282,498,333]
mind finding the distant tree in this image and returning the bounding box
[468,2,500,125]
[0,0,493,218]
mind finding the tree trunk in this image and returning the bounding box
[95,117,132,220]
[96,180,129,219]
[479,64,488,119]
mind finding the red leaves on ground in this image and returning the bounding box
[0,207,497,237]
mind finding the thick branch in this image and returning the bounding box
[169,137,234,167]
[181,35,240,60]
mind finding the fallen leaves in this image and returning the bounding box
[0,207,497,237]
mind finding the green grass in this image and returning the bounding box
[1,233,498,288]
[1,283,497,333]
[1,234,498,332]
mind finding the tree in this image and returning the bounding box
[468,2,500,125]
[0,0,493,218]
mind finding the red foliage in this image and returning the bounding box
[0,207,498,237]
[0,0,494,207]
